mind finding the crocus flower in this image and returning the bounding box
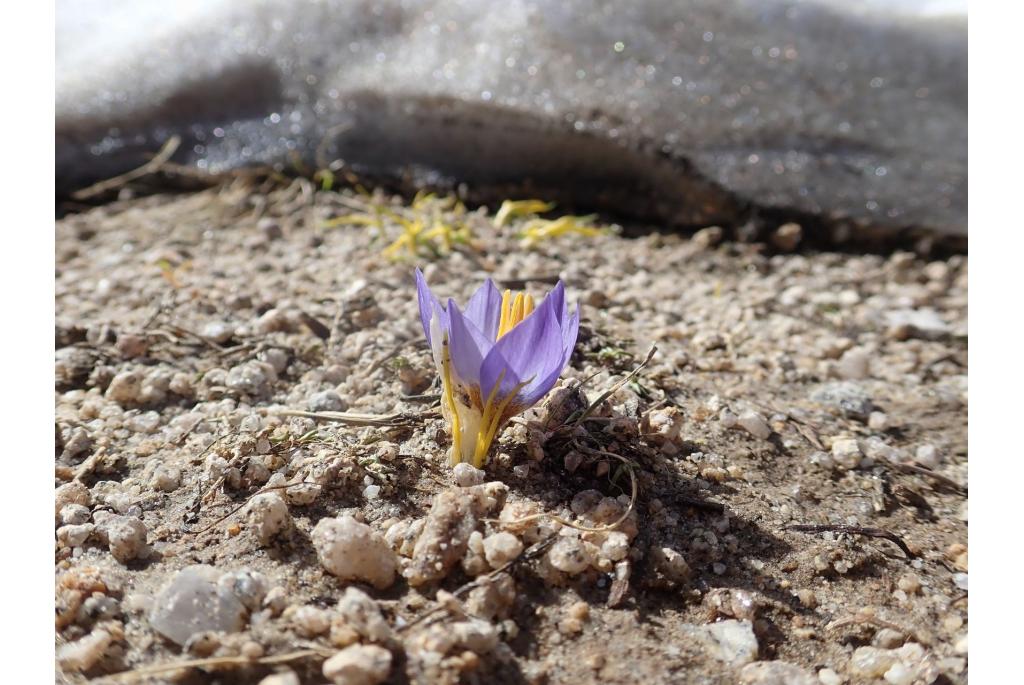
[415,269,580,467]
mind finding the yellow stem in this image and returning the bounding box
[440,338,462,464]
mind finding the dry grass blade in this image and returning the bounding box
[273,409,428,427]
[71,135,181,200]
[572,345,657,425]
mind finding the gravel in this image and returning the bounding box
[322,644,392,685]
[55,185,968,684]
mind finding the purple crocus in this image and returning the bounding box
[415,268,580,467]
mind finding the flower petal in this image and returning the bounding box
[415,268,447,346]
[517,302,580,407]
[446,299,491,388]
[463,278,503,342]
[479,292,564,403]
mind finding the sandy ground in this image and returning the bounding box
[55,180,967,684]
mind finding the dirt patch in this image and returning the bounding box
[55,181,967,684]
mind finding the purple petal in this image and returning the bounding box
[464,278,503,341]
[446,299,491,388]
[415,268,447,345]
[517,303,580,406]
[479,293,564,402]
[546,281,567,326]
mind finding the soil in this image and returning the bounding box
[55,180,968,684]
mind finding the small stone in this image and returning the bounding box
[148,566,248,645]
[914,444,941,469]
[952,572,968,590]
[60,503,92,526]
[102,515,147,563]
[259,671,300,685]
[831,438,862,469]
[737,411,772,440]
[849,646,897,678]
[149,464,181,492]
[226,361,276,396]
[874,628,907,649]
[259,348,290,374]
[263,586,288,616]
[740,660,817,685]
[407,489,481,586]
[885,308,951,340]
[868,411,889,431]
[322,644,392,685]
[336,587,392,642]
[312,516,397,589]
[290,605,332,637]
[796,589,817,609]
[246,492,292,545]
[201,321,235,344]
[600,531,630,562]
[453,462,485,487]
[686,619,759,666]
[218,569,269,611]
[105,369,144,405]
[650,546,691,587]
[817,668,842,685]
[255,308,292,334]
[57,523,95,548]
[309,390,348,412]
[116,333,150,359]
[482,532,524,569]
[771,223,803,252]
[882,662,916,685]
[837,348,871,380]
[897,573,921,594]
[57,627,115,671]
[810,382,874,421]
[548,538,591,574]
[719,408,738,428]
[692,225,723,249]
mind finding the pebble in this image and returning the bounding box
[309,390,348,412]
[868,411,889,431]
[719,408,738,428]
[57,626,116,671]
[796,589,817,609]
[255,308,292,335]
[691,225,723,249]
[259,347,290,374]
[897,573,921,594]
[739,660,817,685]
[105,369,144,405]
[771,223,803,252]
[290,605,332,637]
[650,546,691,586]
[914,444,941,469]
[830,438,862,470]
[218,569,269,611]
[453,462,486,487]
[60,503,92,526]
[226,361,277,396]
[836,347,871,380]
[737,411,772,440]
[407,489,484,586]
[336,587,392,642]
[874,628,906,649]
[57,523,95,548]
[258,671,300,685]
[100,515,148,563]
[201,321,234,344]
[246,492,292,545]
[814,383,875,422]
[548,538,591,574]
[600,531,631,562]
[322,644,392,685]
[55,481,91,516]
[149,464,181,492]
[312,515,397,589]
[482,532,523,569]
[848,646,897,678]
[885,308,951,340]
[952,572,968,590]
[685,619,759,666]
[817,668,842,685]
[148,565,248,645]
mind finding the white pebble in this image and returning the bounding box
[311,516,397,589]
[149,464,181,492]
[322,644,392,685]
[291,605,331,637]
[737,411,772,440]
[60,503,92,526]
[831,438,862,469]
[837,347,871,380]
[57,523,95,548]
[600,531,631,562]
[246,492,292,545]
[103,515,147,563]
[55,481,90,515]
[914,444,941,469]
[817,668,842,685]
[883,662,916,685]
[868,411,889,431]
[482,532,523,569]
[453,462,486,487]
[548,538,591,574]
[57,627,114,671]
[849,646,897,678]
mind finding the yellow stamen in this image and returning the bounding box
[472,376,533,468]
[496,290,536,339]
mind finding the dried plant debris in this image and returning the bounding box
[55,184,967,684]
